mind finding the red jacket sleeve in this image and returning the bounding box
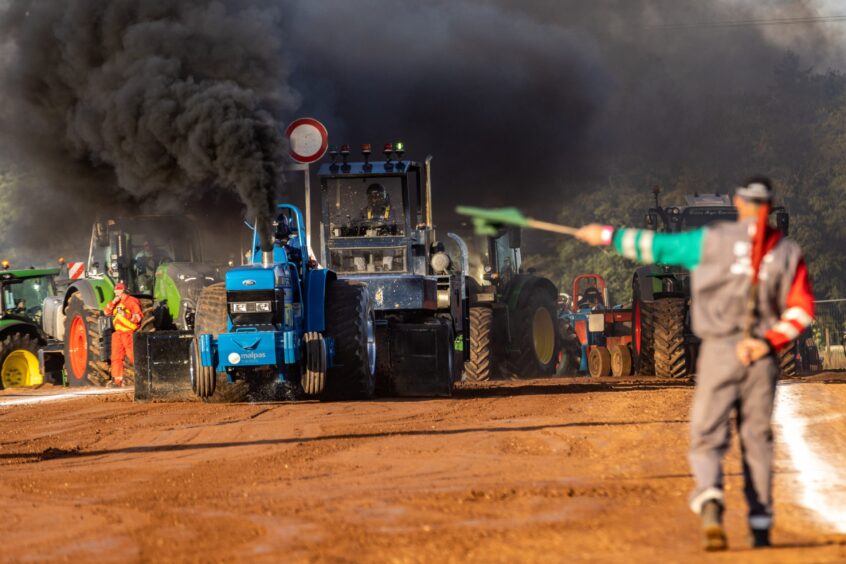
[126,296,144,324]
[764,258,815,351]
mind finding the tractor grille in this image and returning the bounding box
[227,290,277,326]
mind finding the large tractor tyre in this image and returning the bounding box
[652,298,689,379]
[0,332,42,389]
[631,285,655,376]
[465,307,496,381]
[779,340,798,378]
[63,293,110,387]
[193,282,248,402]
[323,280,376,401]
[508,292,560,378]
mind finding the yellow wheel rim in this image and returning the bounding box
[532,308,555,365]
[1,349,43,388]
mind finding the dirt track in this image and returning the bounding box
[1,376,845,563]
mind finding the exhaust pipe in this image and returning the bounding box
[262,251,273,268]
[424,155,433,227]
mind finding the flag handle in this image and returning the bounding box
[525,219,579,236]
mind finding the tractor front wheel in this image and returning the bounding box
[465,307,495,381]
[509,292,559,378]
[779,340,798,377]
[610,344,633,377]
[193,283,248,402]
[0,332,42,389]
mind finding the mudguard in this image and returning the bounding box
[0,318,40,341]
[63,278,115,310]
[304,268,335,333]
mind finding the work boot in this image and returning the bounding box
[700,500,728,551]
[749,528,771,548]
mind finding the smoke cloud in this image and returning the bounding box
[0,0,295,255]
[0,0,841,261]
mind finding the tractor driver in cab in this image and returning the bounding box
[358,183,397,235]
[135,240,171,292]
[577,279,604,310]
[273,213,302,264]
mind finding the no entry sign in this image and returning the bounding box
[286,117,329,164]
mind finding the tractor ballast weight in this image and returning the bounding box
[317,149,467,396]
[188,204,376,402]
[40,215,220,387]
[464,226,560,381]
[0,266,61,388]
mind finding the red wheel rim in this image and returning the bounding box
[68,315,88,379]
[634,301,642,354]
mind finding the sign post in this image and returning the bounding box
[286,118,329,259]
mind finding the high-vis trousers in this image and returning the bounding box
[688,335,779,530]
[110,331,136,382]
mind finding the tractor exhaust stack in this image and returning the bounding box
[262,251,273,268]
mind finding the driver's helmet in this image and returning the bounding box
[367,183,389,207]
[273,213,292,242]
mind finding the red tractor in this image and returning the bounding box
[558,274,634,377]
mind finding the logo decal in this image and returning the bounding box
[242,279,256,286]
[375,287,384,307]
[228,352,241,364]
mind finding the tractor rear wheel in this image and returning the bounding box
[508,292,559,378]
[63,293,110,387]
[193,282,248,402]
[779,340,798,377]
[652,298,689,379]
[323,280,376,400]
[631,281,655,376]
[0,332,42,389]
[588,346,612,377]
[465,307,495,381]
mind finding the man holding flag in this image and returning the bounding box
[575,176,814,550]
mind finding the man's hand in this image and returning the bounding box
[736,338,771,366]
[575,224,614,246]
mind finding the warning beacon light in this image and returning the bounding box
[361,143,372,165]
[395,141,405,159]
[328,145,339,164]
[340,144,351,165]
[1,260,9,270]
[383,143,394,162]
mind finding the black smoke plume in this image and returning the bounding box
[0,0,294,255]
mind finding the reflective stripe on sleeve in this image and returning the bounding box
[621,230,637,260]
[639,230,655,264]
[783,306,813,328]
[771,321,800,341]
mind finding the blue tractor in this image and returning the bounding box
[317,143,468,396]
[189,204,376,401]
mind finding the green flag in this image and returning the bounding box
[455,206,529,236]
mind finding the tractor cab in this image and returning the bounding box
[88,215,203,295]
[0,266,58,326]
[481,226,522,293]
[319,145,435,279]
[571,274,609,312]
[645,190,789,235]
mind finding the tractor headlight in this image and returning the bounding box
[230,301,272,314]
[430,252,451,274]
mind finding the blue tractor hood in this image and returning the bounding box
[226,265,276,292]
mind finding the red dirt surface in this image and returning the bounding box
[1,376,845,563]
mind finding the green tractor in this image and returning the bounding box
[631,189,791,378]
[464,226,560,381]
[41,216,221,386]
[0,262,61,389]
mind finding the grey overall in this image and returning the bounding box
[687,220,803,530]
